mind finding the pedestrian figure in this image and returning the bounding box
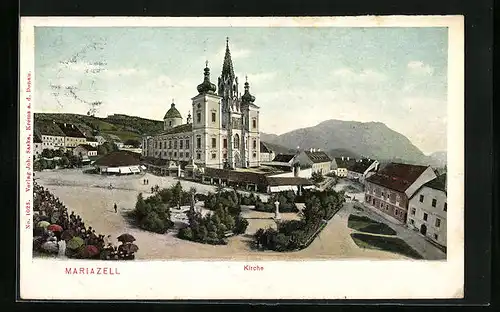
[114,203,117,213]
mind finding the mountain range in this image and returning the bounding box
[34,113,445,167]
[261,119,445,166]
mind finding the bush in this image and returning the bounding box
[350,233,423,259]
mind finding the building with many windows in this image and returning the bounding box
[364,163,437,224]
[142,38,261,170]
[407,173,447,248]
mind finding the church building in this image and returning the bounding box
[142,38,261,170]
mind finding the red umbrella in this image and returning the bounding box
[47,224,63,232]
[80,245,100,258]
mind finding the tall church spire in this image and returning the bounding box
[221,37,235,79]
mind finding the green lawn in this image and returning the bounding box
[348,214,397,236]
[350,233,423,259]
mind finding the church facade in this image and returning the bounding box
[142,39,261,170]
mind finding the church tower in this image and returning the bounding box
[191,61,222,168]
[218,38,245,169]
[241,76,261,167]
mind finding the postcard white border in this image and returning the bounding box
[19,16,464,300]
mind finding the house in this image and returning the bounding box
[259,142,275,163]
[57,123,87,150]
[407,173,447,248]
[73,144,98,158]
[86,137,99,147]
[93,150,142,175]
[364,162,437,224]
[35,121,66,151]
[295,148,332,176]
[95,135,107,145]
[332,156,356,177]
[347,158,380,183]
[33,134,43,158]
[269,153,297,167]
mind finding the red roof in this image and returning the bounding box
[365,162,429,192]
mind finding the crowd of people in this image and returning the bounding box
[33,181,138,260]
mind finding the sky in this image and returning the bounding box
[35,27,448,154]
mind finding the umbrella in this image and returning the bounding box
[66,236,85,250]
[61,229,75,241]
[79,245,100,258]
[41,241,59,254]
[37,221,50,228]
[117,233,136,243]
[47,224,63,232]
[120,243,139,253]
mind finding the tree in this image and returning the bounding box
[311,171,325,184]
[171,181,183,209]
[97,145,108,155]
[58,156,70,168]
[41,149,54,159]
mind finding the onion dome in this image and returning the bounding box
[197,61,217,94]
[164,102,182,119]
[241,76,256,103]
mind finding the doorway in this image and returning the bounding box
[420,224,427,235]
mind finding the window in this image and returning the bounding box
[423,213,428,221]
[211,153,216,159]
[432,198,437,207]
[169,152,172,157]
[223,138,227,148]
[196,153,201,160]
[211,138,216,148]
[252,119,256,129]
[410,219,414,225]
[179,140,183,149]
[435,218,441,227]
[444,202,447,212]
[419,195,424,203]
[155,142,157,149]
[169,121,172,127]
[223,153,227,159]
[234,134,240,149]
[411,208,416,215]
[186,139,190,149]
[174,152,177,157]
[253,153,256,158]
[395,209,398,216]
[163,151,166,156]
[196,137,201,149]
[159,142,162,149]
[180,152,184,158]
[168,140,172,149]
[211,112,216,122]
[174,140,178,149]
[434,234,438,240]
[186,152,190,158]
[253,139,257,149]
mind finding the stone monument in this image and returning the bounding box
[274,200,281,220]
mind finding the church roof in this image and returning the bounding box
[158,123,193,135]
[164,103,182,119]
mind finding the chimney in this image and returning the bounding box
[64,123,66,127]
[347,157,350,161]
[341,156,344,161]
[317,148,321,152]
[309,148,313,153]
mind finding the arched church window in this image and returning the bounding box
[234,134,240,149]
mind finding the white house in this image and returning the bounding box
[407,173,447,248]
[294,149,332,175]
[332,156,356,177]
[259,142,275,163]
[73,144,98,158]
[346,158,380,183]
[36,121,66,151]
[86,137,99,147]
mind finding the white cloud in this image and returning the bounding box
[332,68,387,83]
[407,61,434,76]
